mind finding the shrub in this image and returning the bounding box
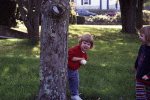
[72,15,77,24]
[88,15,111,24]
[92,15,110,22]
[77,16,85,24]
[114,12,121,23]
[143,10,150,25]
[69,6,77,24]
[88,13,121,25]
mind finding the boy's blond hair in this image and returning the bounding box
[140,26,150,44]
[78,34,94,49]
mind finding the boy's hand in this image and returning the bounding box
[71,57,85,61]
[80,59,87,65]
[142,75,149,80]
[80,58,85,61]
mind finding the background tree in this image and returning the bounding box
[38,0,69,99]
[136,0,143,29]
[0,0,17,27]
[17,0,42,41]
[119,0,137,33]
[118,0,150,32]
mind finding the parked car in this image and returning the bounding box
[106,11,118,17]
[76,10,97,16]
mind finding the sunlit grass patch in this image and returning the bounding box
[0,25,141,100]
[68,25,140,100]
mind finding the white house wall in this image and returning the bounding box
[91,0,99,6]
[75,0,98,9]
[74,0,120,10]
[109,0,120,10]
[102,0,107,9]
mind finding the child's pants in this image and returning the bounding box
[68,68,79,96]
[136,81,150,100]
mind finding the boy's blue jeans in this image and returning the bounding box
[68,68,79,96]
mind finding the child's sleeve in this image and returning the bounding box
[146,52,150,79]
[68,48,76,60]
[134,45,143,71]
[134,58,138,71]
[68,50,74,60]
[146,74,150,79]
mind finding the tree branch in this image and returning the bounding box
[17,0,33,34]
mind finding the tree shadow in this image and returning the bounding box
[67,26,138,100]
[1,39,40,57]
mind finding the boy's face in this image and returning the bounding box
[139,33,146,44]
[80,41,91,52]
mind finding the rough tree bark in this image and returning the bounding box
[119,0,137,34]
[136,0,143,29]
[38,0,69,99]
[17,0,41,41]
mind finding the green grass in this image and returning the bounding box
[0,39,40,99]
[0,25,141,100]
[68,25,140,100]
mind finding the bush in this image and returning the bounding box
[77,16,85,24]
[88,15,112,24]
[88,13,121,25]
[91,15,110,23]
[69,7,77,24]
[114,12,121,23]
[143,10,150,25]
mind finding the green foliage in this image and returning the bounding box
[77,16,85,24]
[69,6,77,24]
[89,15,110,22]
[143,10,150,25]
[114,12,121,22]
[88,12,121,24]
[88,10,150,25]
[144,0,150,5]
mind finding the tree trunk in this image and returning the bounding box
[119,0,137,34]
[119,0,128,32]
[136,0,143,29]
[17,0,41,41]
[27,0,40,41]
[38,0,69,99]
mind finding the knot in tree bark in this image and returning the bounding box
[51,4,65,17]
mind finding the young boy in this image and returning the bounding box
[68,34,94,100]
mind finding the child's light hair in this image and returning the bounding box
[78,34,94,49]
[140,26,150,44]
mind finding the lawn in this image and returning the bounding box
[0,25,141,100]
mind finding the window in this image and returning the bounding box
[84,0,89,5]
[81,0,91,5]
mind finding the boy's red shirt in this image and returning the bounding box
[68,45,87,70]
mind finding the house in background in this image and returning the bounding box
[73,0,120,10]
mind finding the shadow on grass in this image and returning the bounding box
[0,56,40,100]
[0,25,139,99]
[0,39,40,100]
[66,62,136,100]
[0,39,40,57]
[68,25,138,100]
